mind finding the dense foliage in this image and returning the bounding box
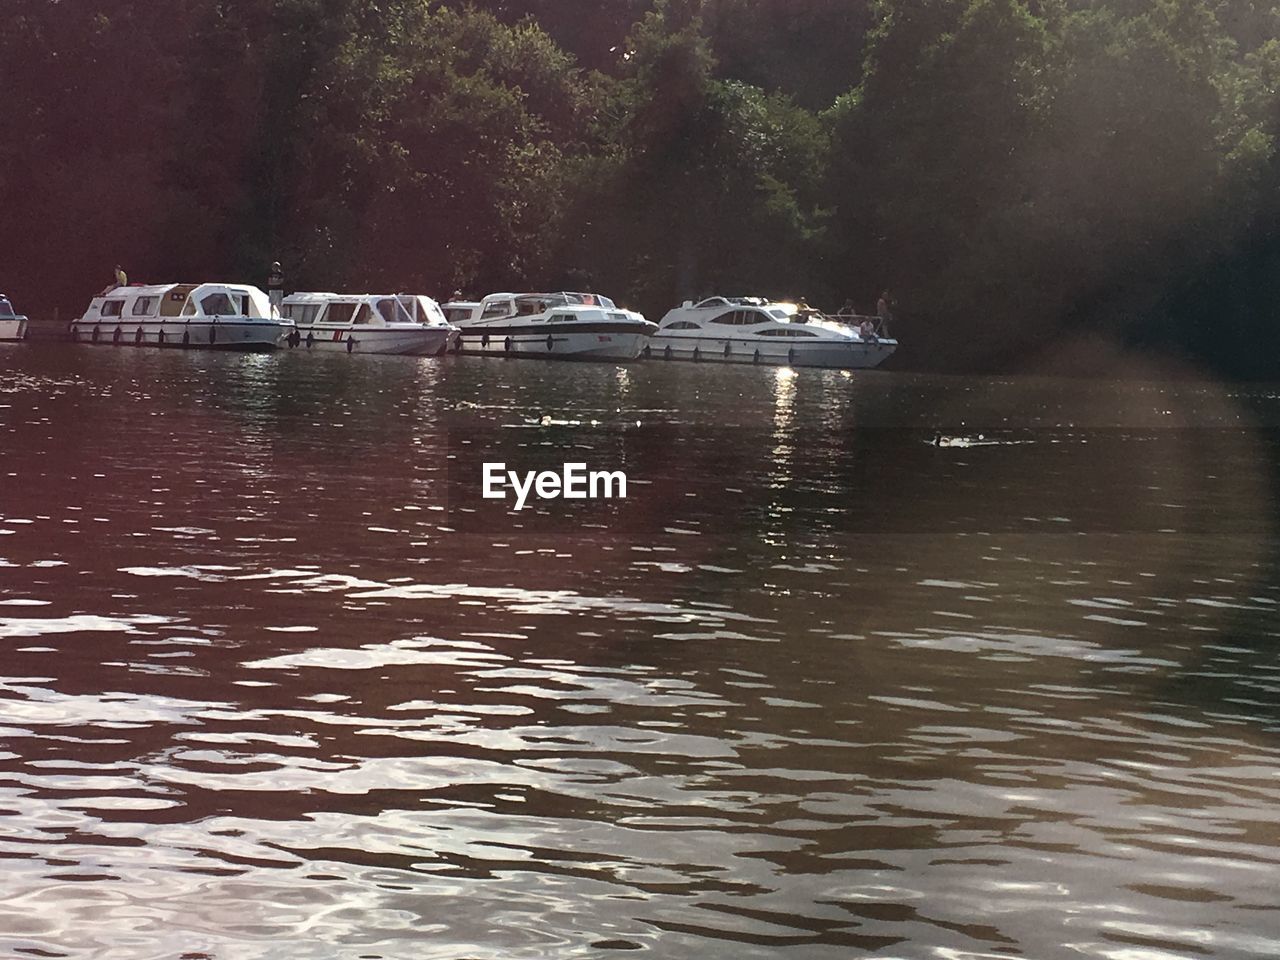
[4,0,1280,373]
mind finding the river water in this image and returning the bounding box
[2,344,1279,960]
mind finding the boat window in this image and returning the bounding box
[131,297,158,316]
[327,302,356,324]
[200,292,236,316]
[239,294,252,316]
[182,298,197,316]
[0,298,13,318]
[769,309,788,319]
[665,320,700,330]
[445,307,472,324]
[482,300,512,320]
[354,304,373,325]
[709,312,736,325]
[101,300,124,318]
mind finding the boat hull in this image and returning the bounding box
[647,334,896,369]
[284,326,456,356]
[69,318,286,351]
[453,326,651,361]
[0,318,27,341]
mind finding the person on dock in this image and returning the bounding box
[876,289,894,337]
[268,260,285,313]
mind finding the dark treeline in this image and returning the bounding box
[4,0,1280,374]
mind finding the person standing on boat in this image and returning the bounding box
[114,265,128,288]
[876,289,894,337]
[268,260,285,314]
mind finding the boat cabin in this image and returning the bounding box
[442,301,480,325]
[282,293,450,327]
[474,292,622,322]
[0,295,24,319]
[83,283,275,323]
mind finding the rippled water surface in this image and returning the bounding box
[2,344,1280,959]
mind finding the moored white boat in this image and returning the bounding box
[443,292,655,361]
[71,282,287,350]
[281,292,457,355]
[0,294,28,341]
[650,297,896,369]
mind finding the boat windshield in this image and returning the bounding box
[0,298,14,318]
[376,298,415,324]
[200,292,238,316]
[563,293,616,310]
[401,295,447,325]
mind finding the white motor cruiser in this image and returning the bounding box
[281,292,458,355]
[443,292,655,361]
[71,282,288,350]
[650,297,897,369]
[0,294,28,341]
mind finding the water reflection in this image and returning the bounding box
[0,346,1279,958]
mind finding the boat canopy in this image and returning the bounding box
[480,292,619,315]
[0,296,18,319]
[691,296,770,309]
[283,292,448,326]
[92,283,273,320]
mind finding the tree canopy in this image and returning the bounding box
[4,0,1280,374]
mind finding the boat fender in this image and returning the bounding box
[504,336,512,353]
[135,327,144,344]
[113,326,122,344]
[306,332,314,348]
[723,341,730,358]
[693,346,701,362]
[481,333,490,348]
[546,334,554,351]
[664,344,672,360]
[787,347,795,365]
[643,344,651,359]
[209,324,217,345]
[91,325,100,343]
[157,328,165,344]
[753,349,760,364]
[347,336,355,354]
[182,329,191,346]
[453,336,462,353]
